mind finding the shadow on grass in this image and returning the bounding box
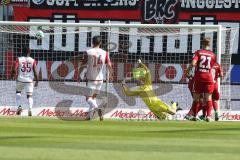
[143,127,240,134]
[0,136,40,140]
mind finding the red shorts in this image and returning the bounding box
[212,83,220,100]
[193,82,214,94]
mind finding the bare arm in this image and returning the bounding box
[78,53,88,82]
[186,60,197,77]
[11,65,16,80]
[11,59,18,80]
[107,63,113,81]
[78,62,87,82]
[33,63,39,87]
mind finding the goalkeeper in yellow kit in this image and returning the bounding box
[121,59,181,120]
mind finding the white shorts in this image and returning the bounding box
[16,81,34,94]
[85,81,103,97]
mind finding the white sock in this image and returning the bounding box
[87,98,98,119]
[28,96,33,112]
[16,93,21,107]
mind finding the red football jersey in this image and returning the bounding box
[192,49,216,83]
[212,63,223,83]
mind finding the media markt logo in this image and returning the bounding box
[32,0,45,5]
[142,0,179,24]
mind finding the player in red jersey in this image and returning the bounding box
[186,37,216,122]
[11,47,38,116]
[211,62,223,121]
[185,67,205,121]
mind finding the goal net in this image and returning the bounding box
[0,21,236,118]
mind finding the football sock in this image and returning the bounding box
[87,98,98,119]
[187,109,193,116]
[199,101,204,112]
[27,96,33,111]
[191,101,199,117]
[202,107,207,117]
[213,100,218,112]
[206,101,213,117]
[16,93,21,107]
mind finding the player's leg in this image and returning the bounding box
[204,93,213,122]
[185,80,202,121]
[154,110,167,120]
[94,81,104,121]
[198,94,206,120]
[26,95,33,116]
[26,82,34,116]
[85,82,98,120]
[212,83,220,121]
[191,81,212,121]
[151,101,182,121]
[153,100,179,116]
[16,81,24,115]
[85,81,104,121]
[212,84,220,121]
[190,92,201,120]
[203,83,214,122]
[185,80,195,120]
[147,104,167,120]
[185,92,195,120]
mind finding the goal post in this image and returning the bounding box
[0,21,235,118]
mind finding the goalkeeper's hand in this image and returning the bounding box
[137,59,142,64]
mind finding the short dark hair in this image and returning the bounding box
[92,36,101,46]
[22,46,30,56]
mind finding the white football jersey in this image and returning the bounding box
[84,48,111,81]
[16,56,36,82]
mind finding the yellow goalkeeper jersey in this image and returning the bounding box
[122,64,170,113]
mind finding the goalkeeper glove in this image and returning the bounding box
[137,59,142,64]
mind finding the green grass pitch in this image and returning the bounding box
[0,117,240,160]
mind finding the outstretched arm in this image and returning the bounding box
[107,63,113,81]
[137,59,152,85]
[33,61,39,87]
[137,59,149,72]
[78,53,88,82]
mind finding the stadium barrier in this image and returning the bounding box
[1,106,240,121]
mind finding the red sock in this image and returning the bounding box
[206,101,213,117]
[187,108,193,116]
[202,106,207,117]
[213,100,218,112]
[191,101,199,117]
[198,101,204,113]
[199,101,205,116]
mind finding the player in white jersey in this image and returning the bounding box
[78,36,113,121]
[11,47,38,116]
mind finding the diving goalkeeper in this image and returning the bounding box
[121,59,181,120]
